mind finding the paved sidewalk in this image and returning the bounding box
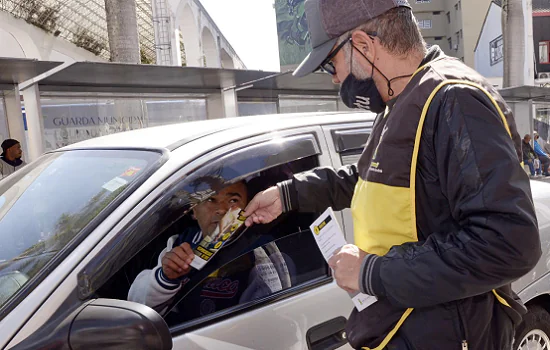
[530,175,550,183]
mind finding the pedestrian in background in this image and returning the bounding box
[534,132,550,176]
[1,139,26,179]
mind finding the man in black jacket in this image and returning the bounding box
[243,0,541,349]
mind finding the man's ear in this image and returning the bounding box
[351,30,376,62]
[191,208,197,221]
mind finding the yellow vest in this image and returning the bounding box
[351,57,514,350]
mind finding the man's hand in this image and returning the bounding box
[161,242,195,280]
[243,186,283,227]
[328,244,367,293]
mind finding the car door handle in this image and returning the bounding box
[306,316,348,350]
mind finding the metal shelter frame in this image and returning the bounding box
[3,57,545,164]
[0,58,341,162]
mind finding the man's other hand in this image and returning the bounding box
[161,242,195,280]
[243,186,283,227]
[328,244,367,293]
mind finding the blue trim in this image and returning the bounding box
[534,141,548,157]
[155,267,180,290]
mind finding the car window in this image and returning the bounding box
[0,149,161,312]
[331,128,370,165]
[165,228,327,328]
[152,155,327,329]
[85,133,321,300]
[94,147,328,330]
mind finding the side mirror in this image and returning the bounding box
[12,299,172,350]
[69,299,172,350]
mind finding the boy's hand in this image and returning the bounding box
[161,242,195,280]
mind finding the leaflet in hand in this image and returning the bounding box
[190,207,246,270]
[309,207,377,312]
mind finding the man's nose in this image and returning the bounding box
[332,74,341,84]
[215,202,229,216]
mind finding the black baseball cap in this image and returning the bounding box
[293,0,411,77]
[1,139,19,157]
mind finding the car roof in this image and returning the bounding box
[57,111,375,151]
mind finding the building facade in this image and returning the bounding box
[475,0,550,87]
[475,0,550,138]
[410,0,491,68]
[276,0,491,71]
[473,1,503,88]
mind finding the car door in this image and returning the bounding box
[158,126,354,350]
[5,126,355,350]
[321,121,373,243]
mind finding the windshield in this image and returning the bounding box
[0,149,160,309]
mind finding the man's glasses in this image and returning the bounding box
[318,32,377,76]
[319,37,350,75]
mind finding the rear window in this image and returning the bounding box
[0,149,160,310]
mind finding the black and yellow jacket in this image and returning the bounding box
[278,47,541,349]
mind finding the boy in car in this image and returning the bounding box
[128,180,291,319]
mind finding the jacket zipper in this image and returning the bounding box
[455,302,468,350]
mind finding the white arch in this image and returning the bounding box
[0,12,42,59]
[0,28,26,58]
[177,5,201,67]
[201,27,219,68]
[220,49,234,69]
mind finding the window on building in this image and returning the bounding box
[490,35,504,66]
[446,12,450,23]
[416,0,431,3]
[460,29,463,39]
[540,41,550,64]
[456,32,460,45]
[448,38,453,50]
[417,19,432,29]
[458,0,461,10]
[433,11,441,15]
[454,3,458,11]
[435,36,443,40]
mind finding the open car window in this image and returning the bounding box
[165,227,327,330]
[87,132,330,329]
[84,132,322,299]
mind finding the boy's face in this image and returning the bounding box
[192,182,248,235]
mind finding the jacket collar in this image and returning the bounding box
[1,156,22,167]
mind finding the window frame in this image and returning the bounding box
[331,127,370,166]
[331,128,370,153]
[540,41,550,64]
[417,19,432,29]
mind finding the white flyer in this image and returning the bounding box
[310,207,377,312]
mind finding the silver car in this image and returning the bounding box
[0,112,548,350]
